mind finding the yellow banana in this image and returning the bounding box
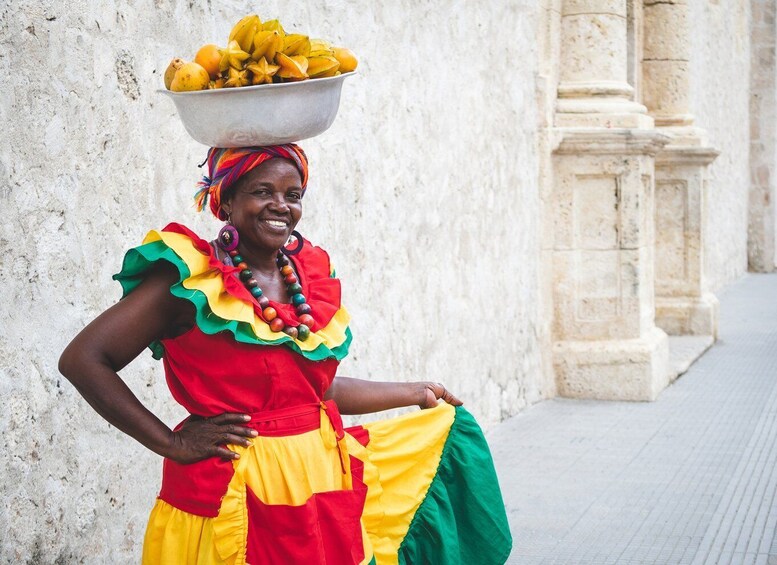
[228,14,261,52]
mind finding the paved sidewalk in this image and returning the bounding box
[491,273,777,565]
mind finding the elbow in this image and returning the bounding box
[59,343,86,387]
[58,346,75,383]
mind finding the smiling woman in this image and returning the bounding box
[59,144,512,564]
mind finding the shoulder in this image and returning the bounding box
[294,237,337,281]
[113,222,218,296]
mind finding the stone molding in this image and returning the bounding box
[554,128,670,156]
[655,145,720,166]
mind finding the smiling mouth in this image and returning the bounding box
[264,219,288,229]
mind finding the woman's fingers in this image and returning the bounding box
[423,382,464,407]
[221,433,253,447]
[213,446,241,460]
[438,385,463,406]
[208,412,251,425]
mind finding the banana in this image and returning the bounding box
[246,58,280,85]
[228,14,261,52]
[307,56,340,78]
[275,52,308,81]
[219,40,250,72]
[251,30,283,63]
[282,34,310,57]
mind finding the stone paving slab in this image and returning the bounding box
[490,274,777,565]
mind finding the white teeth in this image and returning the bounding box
[266,220,287,227]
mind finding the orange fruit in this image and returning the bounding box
[195,44,222,79]
[333,47,358,73]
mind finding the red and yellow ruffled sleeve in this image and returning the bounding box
[113,222,352,362]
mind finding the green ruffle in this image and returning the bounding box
[113,240,352,362]
[398,407,513,565]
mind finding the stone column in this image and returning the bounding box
[643,0,721,338]
[748,0,777,273]
[550,0,671,400]
[556,0,652,129]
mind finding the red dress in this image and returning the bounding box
[114,223,512,565]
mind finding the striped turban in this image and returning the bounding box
[194,144,309,220]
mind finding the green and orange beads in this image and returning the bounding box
[228,249,313,341]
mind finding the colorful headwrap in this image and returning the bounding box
[194,144,309,220]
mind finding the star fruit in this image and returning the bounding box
[228,14,261,52]
[247,58,280,85]
[251,30,283,63]
[219,40,250,72]
[224,66,250,88]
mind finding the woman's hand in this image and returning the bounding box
[418,382,463,409]
[165,413,259,465]
[324,377,464,415]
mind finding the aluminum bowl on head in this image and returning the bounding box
[159,72,355,148]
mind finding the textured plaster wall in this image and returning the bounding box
[0,1,544,562]
[688,0,753,291]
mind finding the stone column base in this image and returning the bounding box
[553,328,670,401]
[655,292,719,338]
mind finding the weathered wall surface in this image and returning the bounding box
[688,0,752,291]
[0,1,545,562]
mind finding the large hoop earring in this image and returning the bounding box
[217,220,239,252]
[281,230,304,256]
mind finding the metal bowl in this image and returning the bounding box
[158,72,355,148]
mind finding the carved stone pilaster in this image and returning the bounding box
[550,129,671,400]
[643,0,721,339]
[654,145,720,337]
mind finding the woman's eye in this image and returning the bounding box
[287,192,302,200]
[251,189,270,196]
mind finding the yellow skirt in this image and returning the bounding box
[142,403,512,565]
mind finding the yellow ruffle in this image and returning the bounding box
[141,229,351,354]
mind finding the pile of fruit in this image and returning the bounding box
[164,14,358,92]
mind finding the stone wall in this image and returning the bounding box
[0,1,545,562]
[688,0,753,290]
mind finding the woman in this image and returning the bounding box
[60,145,511,564]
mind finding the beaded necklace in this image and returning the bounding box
[225,248,314,341]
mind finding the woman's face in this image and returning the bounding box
[222,158,303,255]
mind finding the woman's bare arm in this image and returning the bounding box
[324,377,462,415]
[59,264,257,463]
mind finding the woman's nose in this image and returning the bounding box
[269,194,289,211]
